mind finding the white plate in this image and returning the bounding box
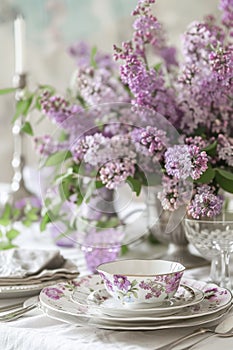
[72,283,204,317]
[0,279,68,299]
[39,275,232,326]
[41,302,232,330]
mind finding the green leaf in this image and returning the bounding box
[0,242,17,250]
[131,280,138,288]
[0,218,10,226]
[216,168,233,180]
[120,244,129,255]
[6,229,20,241]
[25,208,39,221]
[22,219,33,227]
[95,180,105,189]
[0,203,11,225]
[0,87,16,95]
[21,121,33,135]
[12,95,33,122]
[40,212,52,231]
[215,168,233,193]
[44,150,72,167]
[90,46,97,68]
[148,232,159,244]
[59,179,71,200]
[195,165,215,184]
[202,141,217,157]
[126,176,142,196]
[153,62,162,72]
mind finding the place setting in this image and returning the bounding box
[38,259,233,330]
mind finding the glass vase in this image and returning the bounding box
[144,186,208,268]
[77,187,125,272]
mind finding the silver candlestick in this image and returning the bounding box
[11,72,30,201]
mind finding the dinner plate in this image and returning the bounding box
[72,282,204,317]
[41,302,232,330]
[39,274,232,326]
[0,279,67,299]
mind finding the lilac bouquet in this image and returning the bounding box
[7,0,233,232]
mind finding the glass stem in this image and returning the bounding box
[220,249,231,290]
[210,255,221,284]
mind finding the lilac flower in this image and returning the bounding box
[71,133,107,165]
[185,136,207,149]
[41,94,80,126]
[113,275,131,291]
[158,176,192,211]
[15,196,41,210]
[219,0,233,32]
[209,47,233,81]
[72,66,129,110]
[217,134,233,166]
[165,145,208,180]
[99,158,135,190]
[34,135,69,156]
[187,185,224,219]
[114,0,180,126]
[182,17,225,64]
[131,126,168,155]
[189,145,209,180]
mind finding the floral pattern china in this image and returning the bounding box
[73,283,204,317]
[98,271,184,305]
[39,275,232,323]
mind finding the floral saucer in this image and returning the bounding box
[72,283,204,317]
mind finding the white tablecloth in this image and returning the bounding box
[0,225,233,350]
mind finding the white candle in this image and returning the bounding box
[14,15,26,74]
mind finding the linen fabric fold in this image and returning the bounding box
[0,249,79,285]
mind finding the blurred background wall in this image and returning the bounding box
[0,0,219,184]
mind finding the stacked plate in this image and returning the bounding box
[39,274,233,330]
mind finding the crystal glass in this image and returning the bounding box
[80,228,124,273]
[184,212,233,289]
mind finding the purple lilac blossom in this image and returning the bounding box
[34,135,69,156]
[15,196,41,210]
[165,145,208,180]
[114,0,180,127]
[71,133,107,165]
[69,41,116,70]
[41,94,80,126]
[99,158,135,190]
[217,134,233,166]
[209,47,233,81]
[187,185,224,219]
[131,126,168,154]
[72,66,129,110]
[158,176,192,211]
[219,0,233,32]
[113,275,131,291]
[185,136,208,149]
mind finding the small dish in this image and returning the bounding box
[72,283,204,317]
[97,259,185,306]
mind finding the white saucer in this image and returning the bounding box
[73,283,204,317]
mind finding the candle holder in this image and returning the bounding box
[10,72,31,202]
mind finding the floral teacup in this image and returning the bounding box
[97,259,185,307]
